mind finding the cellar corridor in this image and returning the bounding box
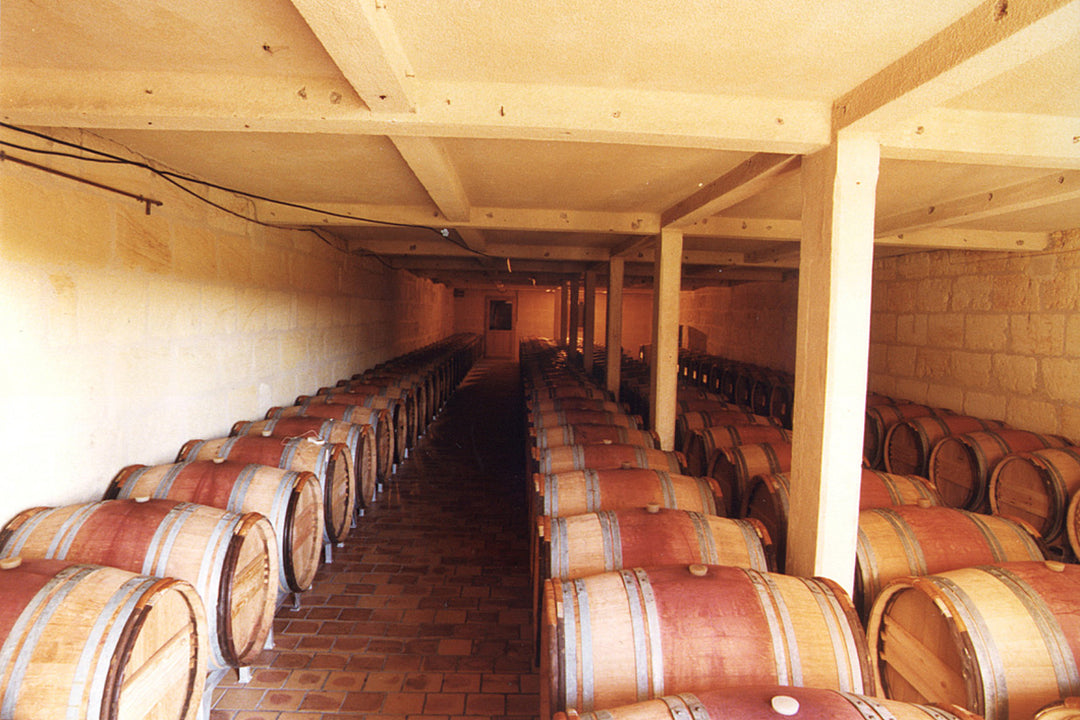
[210,359,537,719]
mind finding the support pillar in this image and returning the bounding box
[568,278,580,355]
[582,270,597,374]
[649,229,683,452]
[787,134,880,593]
[605,257,624,398]
[558,281,569,346]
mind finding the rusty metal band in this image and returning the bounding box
[744,568,795,685]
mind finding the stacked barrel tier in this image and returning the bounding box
[296,391,408,466]
[530,396,626,415]
[885,414,1008,477]
[534,444,686,475]
[531,424,659,450]
[540,564,874,720]
[674,408,777,455]
[853,506,1045,620]
[342,373,430,437]
[707,440,791,517]
[742,469,945,572]
[318,383,418,456]
[536,469,724,518]
[990,446,1080,558]
[929,429,1072,511]
[0,499,276,672]
[551,685,985,720]
[106,461,324,599]
[864,402,948,470]
[267,403,394,488]
[177,435,355,550]
[684,423,791,479]
[231,416,377,512]
[868,560,1080,720]
[538,506,772,582]
[0,558,207,720]
[530,408,642,432]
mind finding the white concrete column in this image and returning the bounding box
[787,134,880,592]
[568,278,580,354]
[558,281,569,346]
[582,270,597,373]
[649,229,683,452]
[605,257,625,397]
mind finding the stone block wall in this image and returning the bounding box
[0,129,454,526]
[868,228,1080,440]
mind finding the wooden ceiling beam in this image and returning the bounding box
[876,170,1080,235]
[875,227,1051,251]
[834,0,1080,135]
[682,217,802,239]
[288,0,416,113]
[661,153,801,228]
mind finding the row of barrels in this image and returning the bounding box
[529,337,1080,720]
[0,334,481,720]
[865,394,1080,561]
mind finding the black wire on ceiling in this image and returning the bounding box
[0,122,497,261]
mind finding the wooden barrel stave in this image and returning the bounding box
[536,444,685,475]
[106,461,323,596]
[990,446,1080,549]
[885,414,1006,477]
[0,501,275,671]
[0,559,207,720]
[864,403,942,470]
[532,424,659,450]
[297,392,408,465]
[530,409,641,431]
[684,424,791,478]
[536,469,722,518]
[268,403,393,488]
[708,441,791,518]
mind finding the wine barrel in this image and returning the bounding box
[535,469,723,518]
[990,446,1080,550]
[865,404,943,470]
[321,385,419,452]
[297,392,408,464]
[177,435,354,546]
[529,397,625,415]
[684,424,792,478]
[743,469,944,573]
[929,429,1071,512]
[1036,698,1080,719]
[531,424,659,450]
[530,384,612,401]
[854,506,1044,619]
[534,444,685,475]
[540,564,873,717]
[552,686,983,720]
[674,410,774,453]
[232,416,377,510]
[106,461,323,596]
[0,558,207,720]
[0,500,277,670]
[540,507,772,581]
[884,414,1007,477]
[868,561,1080,720]
[530,409,641,431]
[267,403,393,487]
[707,440,791,517]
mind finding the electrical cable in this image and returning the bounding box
[0,122,501,261]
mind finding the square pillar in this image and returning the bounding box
[605,257,625,397]
[649,228,683,451]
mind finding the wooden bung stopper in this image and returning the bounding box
[134,496,151,503]
[771,695,800,715]
[261,428,273,437]
[0,556,22,570]
[917,497,933,508]
[1046,560,1067,572]
[213,456,226,464]
[645,502,661,514]
[688,564,708,577]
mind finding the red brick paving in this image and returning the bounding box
[211,360,535,719]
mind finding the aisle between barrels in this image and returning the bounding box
[210,359,536,719]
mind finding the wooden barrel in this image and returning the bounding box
[707,440,791,517]
[552,686,984,720]
[684,424,792,477]
[868,560,1080,720]
[675,410,774,452]
[0,558,207,720]
[531,424,659,450]
[1036,698,1080,719]
[535,444,685,475]
[529,397,625,414]
[990,446,1080,550]
[530,384,612,401]
[854,506,1044,619]
[106,461,323,596]
[1070,492,1080,562]
[865,403,943,470]
[297,392,408,464]
[177,435,354,546]
[232,416,377,510]
[322,384,419,451]
[540,564,874,717]
[342,375,429,435]
[530,409,641,431]
[929,429,1071,512]
[540,507,772,581]
[885,414,1007,477]
[536,469,723,518]
[268,403,394,487]
[743,469,944,573]
[0,500,277,670]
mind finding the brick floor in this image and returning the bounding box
[211,359,535,720]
